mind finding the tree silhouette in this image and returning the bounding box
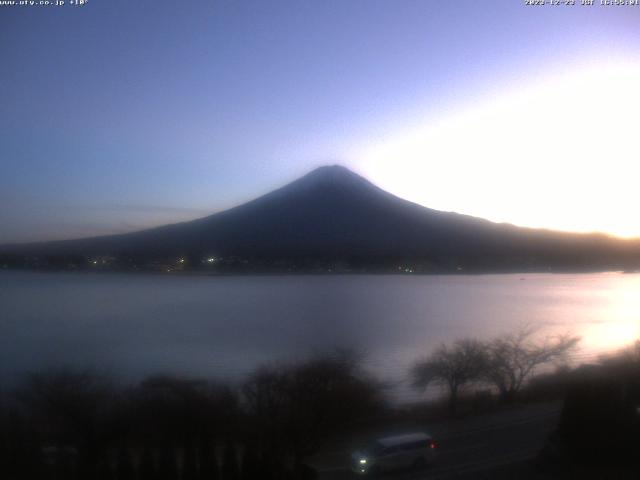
[412,339,487,417]
[484,326,579,403]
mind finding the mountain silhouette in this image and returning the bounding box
[3,165,640,272]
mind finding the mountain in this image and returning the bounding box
[2,165,640,272]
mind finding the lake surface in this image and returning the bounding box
[1,271,638,402]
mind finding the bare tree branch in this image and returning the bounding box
[411,339,487,416]
[484,327,579,402]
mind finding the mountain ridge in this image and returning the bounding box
[2,165,639,273]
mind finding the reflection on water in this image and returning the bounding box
[0,271,638,401]
[588,276,640,350]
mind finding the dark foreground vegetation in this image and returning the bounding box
[538,342,640,473]
[0,352,382,480]
[409,332,640,473]
[470,343,640,480]
[2,337,638,480]
[411,327,580,416]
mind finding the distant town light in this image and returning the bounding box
[207,257,217,263]
[178,258,185,263]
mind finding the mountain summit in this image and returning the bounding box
[3,165,640,272]
[254,165,390,203]
[290,164,379,190]
[296,164,366,183]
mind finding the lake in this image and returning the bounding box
[1,271,638,402]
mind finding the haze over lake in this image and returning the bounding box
[1,271,638,401]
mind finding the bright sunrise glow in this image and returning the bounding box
[582,276,640,352]
[586,321,639,352]
[354,61,640,238]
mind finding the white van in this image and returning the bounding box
[351,432,438,475]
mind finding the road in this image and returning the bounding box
[310,401,561,479]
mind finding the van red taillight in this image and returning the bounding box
[429,441,438,449]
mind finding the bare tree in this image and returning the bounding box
[484,326,579,403]
[242,351,382,465]
[411,339,487,417]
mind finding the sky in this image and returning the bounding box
[1,0,640,243]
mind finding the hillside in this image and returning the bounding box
[2,165,640,272]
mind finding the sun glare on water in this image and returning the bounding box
[581,275,640,353]
[354,61,640,238]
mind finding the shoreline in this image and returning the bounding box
[0,266,634,278]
